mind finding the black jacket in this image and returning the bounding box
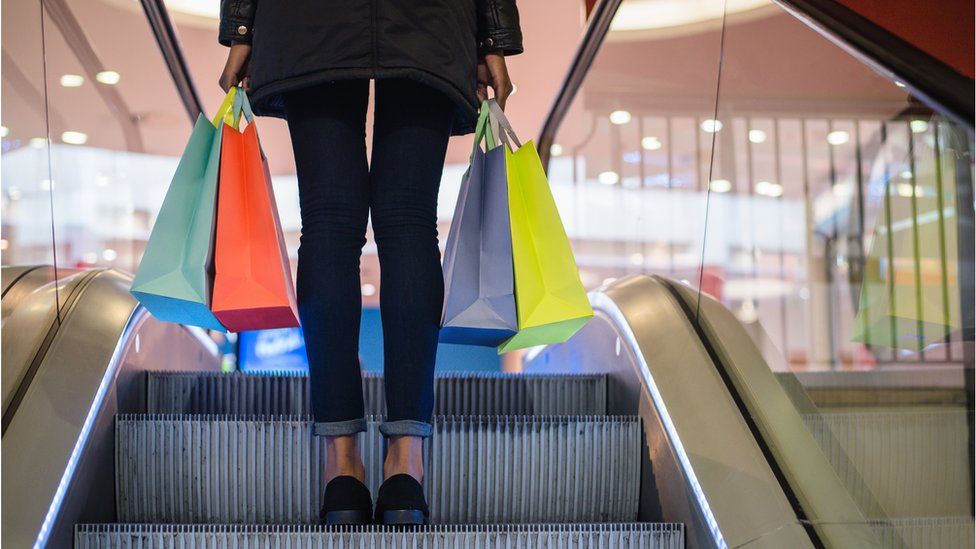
[219,0,523,135]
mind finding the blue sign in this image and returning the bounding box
[238,327,308,373]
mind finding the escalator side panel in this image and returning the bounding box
[665,278,884,545]
[525,275,814,549]
[0,269,221,549]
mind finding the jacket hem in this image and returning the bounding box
[248,66,479,136]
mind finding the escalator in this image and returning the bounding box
[2,0,973,548]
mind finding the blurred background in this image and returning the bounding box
[2,0,972,377]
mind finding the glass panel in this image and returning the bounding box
[701,0,974,542]
[547,0,730,312]
[38,0,195,315]
[2,0,58,289]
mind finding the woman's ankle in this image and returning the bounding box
[325,434,367,482]
[383,435,424,482]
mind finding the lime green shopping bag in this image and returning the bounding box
[487,101,593,353]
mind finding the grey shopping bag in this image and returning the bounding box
[440,102,517,345]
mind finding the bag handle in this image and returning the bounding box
[211,87,238,128]
[230,87,255,130]
[486,99,522,150]
[469,101,498,159]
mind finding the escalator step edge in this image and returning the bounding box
[147,371,608,416]
[115,414,640,524]
[75,523,685,548]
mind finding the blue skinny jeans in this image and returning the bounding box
[283,79,454,438]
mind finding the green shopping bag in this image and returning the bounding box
[852,147,961,352]
[488,101,593,353]
[130,89,240,331]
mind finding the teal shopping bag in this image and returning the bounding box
[130,90,239,331]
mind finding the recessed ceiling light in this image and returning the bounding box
[609,110,632,125]
[755,181,783,197]
[61,131,88,145]
[60,74,84,87]
[700,119,723,133]
[102,248,118,261]
[709,179,732,193]
[896,183,919,197]
[826,130,850,146]
[29,137,48,149]
[748,129,767,143]
[0,126,8,138]
[598,171,619,185]
[361,283,376,296]
[641,136,662,150]
[909,119,929,133]
[550,143,563,157]
[95,70,121,85]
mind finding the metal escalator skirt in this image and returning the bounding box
[76,523,685,548]
[146,371,608,416]
[115,414,640,524]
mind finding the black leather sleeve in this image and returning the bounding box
[476,0,524,56]
[218,0,257,47]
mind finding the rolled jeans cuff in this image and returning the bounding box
[312,418,367,437]
[379,419,432,438]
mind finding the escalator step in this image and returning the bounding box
[116,414,640,524]
[147,371,608,416]
[76,523,685,548]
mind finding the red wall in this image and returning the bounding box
[829,0,973,78]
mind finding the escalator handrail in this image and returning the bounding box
[537,0,974,164]
[773,0,973,129]
[139,0,203,123]
[537,0,623,169]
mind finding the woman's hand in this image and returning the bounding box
[219,43,253,92]
[477,52,514,110]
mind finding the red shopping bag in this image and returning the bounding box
[211,88,300,331]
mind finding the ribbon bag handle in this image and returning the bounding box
[230,87,255,130]
[211,87,238,128]
[486,99,523,150]
[469,101,498,160]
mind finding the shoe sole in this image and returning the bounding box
[323,509,372,525]
[382,509,427,525]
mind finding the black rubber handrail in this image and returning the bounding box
[537,0,974,168]
[774,0,973,130]
[537,0,623,169]
[139,0,203,123]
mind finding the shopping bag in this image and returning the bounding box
[130,88,240,331]
[440,103,518,345]
[211,88,300,331]
[852,146,960,352]
[489,101,593,353]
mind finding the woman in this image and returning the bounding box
[217,0,523,526]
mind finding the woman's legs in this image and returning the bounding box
[284,80,371,482]
[370,79,455,480]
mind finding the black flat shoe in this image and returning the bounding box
[320,475,373,525]
[374,474,429,525]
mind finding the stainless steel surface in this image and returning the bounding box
[667,277,888,547]
[525,275,816,549]
[147,371,608,416]
[116,414,640,524]
[75,523,685,548]
[0,267,221,548]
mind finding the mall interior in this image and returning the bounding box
[1,0,974,547]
